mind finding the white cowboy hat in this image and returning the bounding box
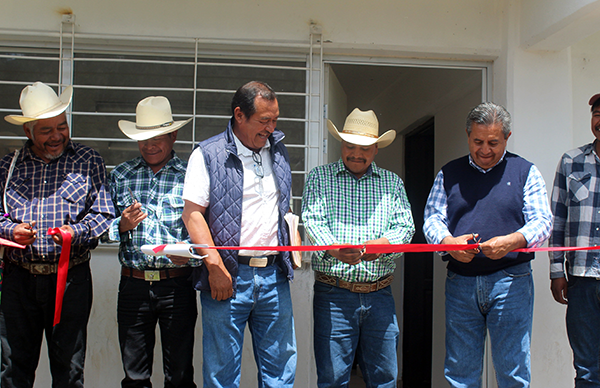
[4,82,73,125]
[327,108,396,148]
[118,96,192,141]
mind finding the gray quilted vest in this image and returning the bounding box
[191,120,294,293]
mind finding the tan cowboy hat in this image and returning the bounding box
[118,96,192,141]
[4,82,73,125]
[327,108,396,148]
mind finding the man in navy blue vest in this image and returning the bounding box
[423,102,552,388]
[182,81,296,387]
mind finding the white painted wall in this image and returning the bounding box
[572,29,600,147]
[1,0,503,58]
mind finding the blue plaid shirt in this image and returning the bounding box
[108,153,199,269]
[424,153,552,250]
[0,140,114,264]
[549,142,600,279]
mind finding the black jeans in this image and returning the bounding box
[0,260,92,388]
[118,274,198,388]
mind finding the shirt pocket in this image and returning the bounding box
[567,171,591,203]
[6,175,31,209]
[159,194,185,230]
[58,173,89,219]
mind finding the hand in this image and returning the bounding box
[479,232,526,260]
[13,221,37,245]
[204,251,233,301]
[359,238,390,262]
[167,242,191,266]
[551,277,568,305]
[442,234,480,263]
[327,244,363,265]
[118,202,147,233]
[50,225,74,245]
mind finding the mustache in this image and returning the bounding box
[346,157,366,163]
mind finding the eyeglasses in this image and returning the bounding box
[252,152,264,179]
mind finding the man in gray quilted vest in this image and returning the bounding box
[182,81,296,388]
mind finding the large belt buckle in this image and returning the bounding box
[144,270,160,281]
[30,263,54,275]
[248,257,268,268]
[351,283,372,293]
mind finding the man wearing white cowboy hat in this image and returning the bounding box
[107,96,199,388]
[302,108,415,387]
[423,102,552,387]
[0,81,114,388]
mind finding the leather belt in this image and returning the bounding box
[238,255,277,268]
[315,272,394,293]
[6,252,90,275]
[121,266,193,281]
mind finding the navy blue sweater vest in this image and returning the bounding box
[442,152,534,276]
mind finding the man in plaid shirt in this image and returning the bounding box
[302,108,415,388]
[0,82,114,388]
[108,96,199,388]
[550,93,600,387]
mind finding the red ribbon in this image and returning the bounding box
[199,243,600,254]
[47,227,71,326]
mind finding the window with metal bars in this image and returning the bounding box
[0,36,312,214]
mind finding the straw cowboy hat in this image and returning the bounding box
[119,96,192,141]
[327,108,396,148]
[4,82,73,125]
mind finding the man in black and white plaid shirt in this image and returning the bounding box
[0,82,114,388]
[550,92,600,387]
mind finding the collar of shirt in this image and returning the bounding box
[587,140,600,162]
[468,149,507,174]
[333,159,380,180]
[232,132,271,157]
[130,151,186,174]
[22,139,76,162]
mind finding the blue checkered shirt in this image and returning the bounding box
[302,160,415,282]
[424,153,552,251]
[0,140,114,264]
[549,142,600,279]
[108,153,199,269]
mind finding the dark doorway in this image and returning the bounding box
[402,118,435,388]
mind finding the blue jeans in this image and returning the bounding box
[566,276,600,387]
[313,281,399,388]
[445,262,533,388]
[0,260,92,388]
[200,264,296,388]
[117,274,198,388]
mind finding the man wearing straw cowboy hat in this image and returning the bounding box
[0,81,114,388]
[108,96,199,388]
[302,108,415,387]
[423,102,552,387]
[182,81,297,387]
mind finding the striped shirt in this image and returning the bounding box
[302,160,415,282]
[108,153,200,269]
[424,153,552,250]
[549,142,600,278]
[0,140,114,264]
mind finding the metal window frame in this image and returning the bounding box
[0,24,324,208]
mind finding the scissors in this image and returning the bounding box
[128,187,138,205]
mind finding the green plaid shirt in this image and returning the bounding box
[302,160,415,282]
[108,153,200,269]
